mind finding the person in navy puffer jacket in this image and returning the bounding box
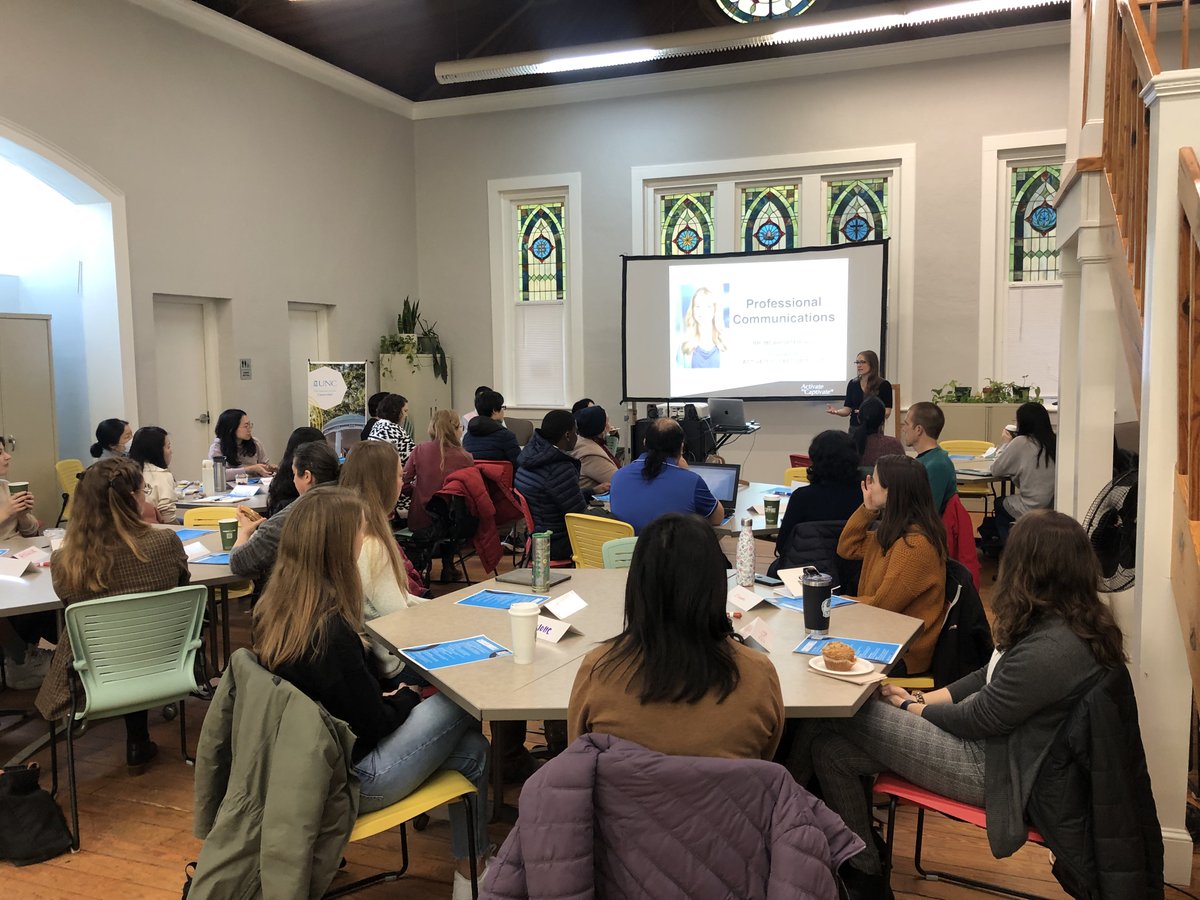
[514,410,587,561]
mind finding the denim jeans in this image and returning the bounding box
[352,693,489,859]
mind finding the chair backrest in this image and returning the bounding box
[601,536,638,569]
[512,488,536,535]
[566,513,635,568]
[505,417,534,447]
[788,453,812,470]
[65,585,208,720]
[56,458,85,518]
[783,466,809,485]
[184,506,236,528]
[928,559,994,688]
[940,439,994,457]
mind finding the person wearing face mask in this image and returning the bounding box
[89,418,131,460]
[128,426,178,525]
[229,441,339,586]
[0,436,39,541]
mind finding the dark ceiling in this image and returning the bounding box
[188,0,1067,102]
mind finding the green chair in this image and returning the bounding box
[601,536,638,569]
[54,585,208,849]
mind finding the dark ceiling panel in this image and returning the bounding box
[187,0,1066,101]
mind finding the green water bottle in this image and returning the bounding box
[531,531,552,593]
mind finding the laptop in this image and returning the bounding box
[707,397,747,429]
[689,462,741,509]
[496,569,573,588]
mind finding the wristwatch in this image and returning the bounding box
[912,690,926,705]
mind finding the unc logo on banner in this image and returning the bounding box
[308,366,347,410]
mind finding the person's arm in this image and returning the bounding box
[321,624,420,746]
[825,405,851,417]
[580,452,618,491]
[880,381,894,417]
[760,660,786,760]
[229,511,281,581]
[402,449,418,498]
[989,436,1024,478]
[504,432,521,468]
[560,470,588,516]
[836,502,877,561]
[566,652,598,743]
[151,471,178,524]
[360,538,413,620]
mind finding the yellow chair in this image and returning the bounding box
[325,770,480,898]
[601,536,638,569]
[55,458,84,526]
[939,440,996,515]
[783,466,809,486]
[565,513,634,568]
[882,675,935,690]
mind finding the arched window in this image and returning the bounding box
[826,177,888,245]
[660,191,714,255]
[1009,165,1060,282]
[517,201,565,302]
[741,185,797,252]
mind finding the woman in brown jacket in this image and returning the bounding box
[36,458,190,773]
[837,454,947,675]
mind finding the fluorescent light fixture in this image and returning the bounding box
[435,0,1067,84]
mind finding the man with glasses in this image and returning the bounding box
[463,389,520,470]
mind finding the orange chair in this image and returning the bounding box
[875,773,1050,899]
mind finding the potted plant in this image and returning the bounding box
[378,297,449,383]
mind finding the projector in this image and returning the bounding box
[664,402,708,419]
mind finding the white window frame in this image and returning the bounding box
[487,173,583,409]
[977,131,1067,387]
[631,145,916,394]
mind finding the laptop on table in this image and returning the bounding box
[707,397,748,429]
[688,462,741,511]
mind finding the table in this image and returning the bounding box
[367,569,921,815]
[728,481,805,538]
[952,456,1010,499]
[176,492,269,518]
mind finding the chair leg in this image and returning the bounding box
[464,792,479,899]
[64,694,80,851]
[205,592,220,674]
[322,821,412,897]
[882,797,898,887]
[179,700,194,764]
[56,493,68,528]
[47,718,59,798]
[219,587,232,672]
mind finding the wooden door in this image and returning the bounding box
[0,315,59,526]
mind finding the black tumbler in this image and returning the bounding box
[801,567,833,636]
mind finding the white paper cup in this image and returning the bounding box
[508,601,541,665]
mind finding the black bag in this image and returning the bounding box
[0,763,73,865]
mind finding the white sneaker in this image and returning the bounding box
[450,850,493,900]
[4,646,52,690]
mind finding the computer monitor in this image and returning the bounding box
[688,462,741,508]
[707,398,747,429]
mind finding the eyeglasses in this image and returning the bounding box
[854,359,868,365]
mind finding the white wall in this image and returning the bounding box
[0,0,418,459]
[0,275,17,311]
[414,40,1070,480]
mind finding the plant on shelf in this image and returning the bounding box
[378,296,449,383]
[931,377,1043,404]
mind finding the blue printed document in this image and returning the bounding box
[793,635,902,665]
[769,593,857,613]
[591,492,610,502]
[193,552,230,565]
[765,487,794,496]
[455,589,550,610]
[174,528,214,541]
[400,635,512,670]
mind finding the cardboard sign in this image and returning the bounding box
[184,542,211,561]
[0,556,31,577]
[535,615,582,644]
[229,483,262,498]
[737,616,775,652]
[726,585,769,612]
[13,546,50,564]
[543,590,587,619]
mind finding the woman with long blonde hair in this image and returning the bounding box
[341,441,422,678]
[253,486,490,896]
[678,287,727,369]
[36,458,190,773]
[402,409,475,533]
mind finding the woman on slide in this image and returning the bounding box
[826,349,893,431]
[677,287,727,369]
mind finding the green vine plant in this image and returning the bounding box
[931,377,1043,404]
[378,296,449,383]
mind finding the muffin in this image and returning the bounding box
[821,641,857,671]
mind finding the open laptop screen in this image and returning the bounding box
[688,462,741,507]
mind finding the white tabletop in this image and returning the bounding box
[176,492,269,516]
[367,568,921,721]
[728,481,804,537]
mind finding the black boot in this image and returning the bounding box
[838,862,893,900]
[126,739,158,775]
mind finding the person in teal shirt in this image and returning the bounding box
[901,401,957,513]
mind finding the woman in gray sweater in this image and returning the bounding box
[990,401,1057,541]
[801,509,1125,899]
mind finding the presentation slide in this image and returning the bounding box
[622,242,887,402]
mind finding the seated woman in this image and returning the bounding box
[264,426,324,517]
[991,401,1057,541]
[340,440,424,678]
[403,409,474,532]
[568,404,619,494]
[360,390,389,442]
[230,440,339,585]
[209,408,275,480]
[90,418,130,461]
[0,436,51,689]
[803,510,1127,898]
[568,513,784,760]
[367,393,415,465]
[253,485,489,898]
[0,436,39,540]
[772,430,862,578]
[837,454,946,676]
[36,458,190,773]
[854,397,904,468]
[129,426,177,525]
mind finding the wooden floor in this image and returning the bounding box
[2,534,1196,898]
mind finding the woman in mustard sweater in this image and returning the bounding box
[837,454,946,675]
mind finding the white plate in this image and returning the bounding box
[809,656,874,677]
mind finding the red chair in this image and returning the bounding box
[511,488,572,568]
[789,453,812,470]
[874,773,1050,899]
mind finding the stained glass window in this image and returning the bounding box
[1009,165,1061,282]
[660,191,715,256]
[715,0,816,22]
[516,201,565,302]
[741,185,798,252]
[826,178,889,245]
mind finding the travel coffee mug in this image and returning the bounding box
[508,601,541,664]
[801,566,833,636]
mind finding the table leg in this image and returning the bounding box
[206,592,220,673]
[219,586,231,672]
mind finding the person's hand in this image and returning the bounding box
[860,474,881,512]
[236,505,263,535]
[879,684,913,708]
[595,481,611,494]
[999,428,1013,446]
[383,684,420,698]
[246,464,272,477]
[825,404,837,415]
[1,490,32,521]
